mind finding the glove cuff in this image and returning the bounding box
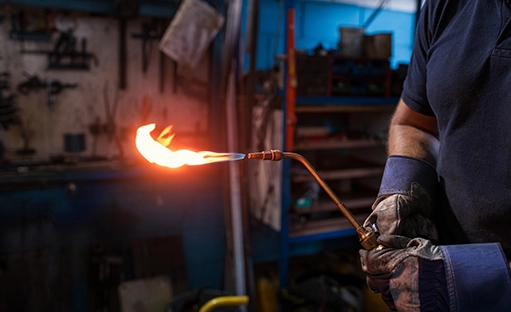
[377,155,438,200]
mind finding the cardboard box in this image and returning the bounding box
[365,33,392,60]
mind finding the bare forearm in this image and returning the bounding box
[388,124,440,166]
[387,99,440,166]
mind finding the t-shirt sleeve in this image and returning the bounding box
[401,1,435,116]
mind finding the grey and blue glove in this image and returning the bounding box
[359,234,448,311]
[361,156,511,311]
[364,155,439,239]
[360,234,511,312]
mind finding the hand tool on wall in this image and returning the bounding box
[119,18,127,90]
[48,30,98,69]
[0,72,20,131]
[17,74,77,110]
[131,19,161,75]
[87,82,124,159]
[17,74,77,94]
[159,19,167,94]
[159,45,165,93]
[103,82,124,159]
[142,23,153,73]
[46,78,78,110]
[16,123,36,156]
[17,74,46,94]
[115,0,141,90]
[103,82,119,142]
[8,10,53,41]
[19,30,98,70]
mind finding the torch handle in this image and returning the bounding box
[247,150,379,250]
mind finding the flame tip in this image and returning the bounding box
[136,123,244,168]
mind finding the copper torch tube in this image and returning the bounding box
[247,150,379,250]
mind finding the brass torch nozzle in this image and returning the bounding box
[246,150,284,161]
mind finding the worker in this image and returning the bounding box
[359,0,511,311]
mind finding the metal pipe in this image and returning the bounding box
[363,0,389,29]
[247,150,379,250]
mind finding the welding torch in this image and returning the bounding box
[246,149,380,250]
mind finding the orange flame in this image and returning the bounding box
[136,123,241,168]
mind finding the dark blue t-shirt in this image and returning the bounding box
[402,0,511,254]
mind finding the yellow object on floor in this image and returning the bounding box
[256,276,279,312]
[198,296,249,312]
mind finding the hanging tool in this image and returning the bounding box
[48,30,98,69]
[115,0,141,90]
[8,10,53,41]
[159,19,167,94]
[0,72,20,130]
[103,82,124,159]
[131,19,161,74]
[119,18,127,89]
[17,74,77,110]
[16,123,36,156]
[159,47,165,93]
[17,75,77,95]
[141,23,153,73]
[246,150,380,250]
[20,30,98,69]
[103,81,118,142]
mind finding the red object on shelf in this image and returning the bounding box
[286,8,297,151]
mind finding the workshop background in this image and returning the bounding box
[0,0,419,311]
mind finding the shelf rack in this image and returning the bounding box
[273,0,410,297]
[277,95,397,291]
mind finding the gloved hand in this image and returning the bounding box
[359,234,449,311]
[364,156,439,240]
[364,183,438,240]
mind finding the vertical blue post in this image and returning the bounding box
[278,0,294,292]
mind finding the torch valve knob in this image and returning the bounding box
[357,226,380,250]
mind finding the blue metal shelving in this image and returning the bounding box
[295,95,399,106]
[277,0,402,293]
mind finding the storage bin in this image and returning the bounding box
[339,27,365,58]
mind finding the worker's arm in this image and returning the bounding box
[387,98,439,165]
[362,99,511,311]
[363,99,440,239]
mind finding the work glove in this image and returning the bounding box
[360,235,511,312]
[359,234,449,311]
[364,156,439,240]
